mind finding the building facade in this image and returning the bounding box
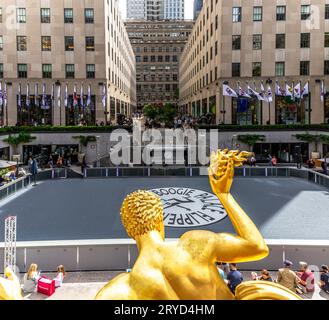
[193,0,203,20]
[0,0,136,127]
[127,0,185,20]
[180,0,329,126]
[125,20,193,111]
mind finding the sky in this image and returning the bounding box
[119,0,194,20]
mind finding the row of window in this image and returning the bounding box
[0,64,95,79]
[0,8,94,24]
[231,4,328,23]
[134,46,183,53]
[136,55,178,62]
[231,33,329,50]
[0,36,95,52]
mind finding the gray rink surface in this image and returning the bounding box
[0,177,328,241]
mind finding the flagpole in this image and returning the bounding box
[222,81,226,124]
[4,83,8,127]
[267,81,271,125]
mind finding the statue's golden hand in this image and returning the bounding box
[208,149,251,195]
[0,267,23,300]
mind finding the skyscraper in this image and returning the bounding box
[193,0,203,20]
[126,0,184,20]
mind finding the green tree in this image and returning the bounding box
[3,132,36,156]
[143,104,159,120]
[294,133,321,152]
[237,134,266,151]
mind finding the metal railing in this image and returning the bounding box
[0,175,32,201]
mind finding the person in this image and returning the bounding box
[56,155,63,167]
[297,153,303,169]
[251,269,273,282]
[307,158,315,169]
[29,157,38,186]
[250,154,256,167]
[215,262,227,281]
[296,261,315,294]
[271,156,278,166]
[53,265,66,288]
[22,263,41,293]
[267,154,272,166]
[81,155,87,174]
[321,161,328,175]
[318,265,329,294]
[277,260,299,293]
[227,263,243,294]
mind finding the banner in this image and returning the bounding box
[223,84,238,97]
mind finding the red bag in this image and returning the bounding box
[37,277,55,296]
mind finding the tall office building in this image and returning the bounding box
[193,0,203,20]
[125,20,193,110]
[0,0,136,127]
[126,0,184,20]
[180,0,329,126]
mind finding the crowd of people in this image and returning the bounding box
[216,260,329,297]
[22,263,66,295]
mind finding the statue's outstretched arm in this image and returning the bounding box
[208,149,269,263]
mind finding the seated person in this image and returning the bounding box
[53,265,66,288]
[251,269,273,282]
[227,263,243,294]
[277,260,299,293]
[318,265,329,294]
[296,261,315,294]
[22,263,40,293]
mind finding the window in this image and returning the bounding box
[232,35,241,50]
[325,61,329,75]
[85,9,94,23]
[275,62,285,76]
[232,63,240,77]
[136,56,141,62]
[17,36,27,51]
[215,15,218,30]
[253,34,262,50]
[0,8,2,23]
[276,34,285,49]
[158,55,163,62]
[325,33,329,47]
[215,41,218,55]
[17,64,28,78]
[300,33,310,48]
[42,64,52,78]
[64,9,73,23]
[253,7,262,21]
[0,64,3,78]
[232,7,241,22]
[41,8,50,23]
[301,5,310,20]
[143,56,148,62]
[165,55,170,62]
[276,6,286,21]
[300,61,310,76]
[17,8,26,23]
[252,62,261,77]
[86,64,95,78]
[65,64,75,78]
[0,36,3,51]
[173,55,178,62]
[326,5,329,20]
[85,37,95,51]
[65,36,74,51]
[41,36,51,51]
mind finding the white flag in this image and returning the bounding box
[80,85,84,107]
[285,83,293,97]
[26,83,30,107]
[73,84,78,107]
[238,86,252,98]
[247,85,263,101]
[294,82,301,99]
[41,83,47,109]
[267,84,273,103]
[64,83,68,108]
[301,82,309,99]
[18,83,22,108]
[223,84,238,97]
[3,83,7,107]
[0,82,3,107]
[275,82,286,96]
[321,80,326,102]
[57,84,61,108]
[86,85,91,107]
[102,84,107,108]
[34,83,39,106]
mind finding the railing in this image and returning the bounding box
[0,175,31,201]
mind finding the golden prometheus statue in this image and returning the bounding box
[0,149,301,300]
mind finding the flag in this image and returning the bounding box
[285,83,293,97]
[57,84,61,108]
[26,83,30,107]
[321,80,326,102]
[267,84,273,103]
[34,83,39,106]
[18,83,22,108]
[238,85,252,98]
[3,83,7,107]
[223,84,238,97]
[247,84,263,101]
[275,82,286,96]
[86,85,91,107]
[301,82,309,99]
[64,83,68,108]
[0,82,3,107]
[80,85,84,107]
[102,84,107,109]
[294,82,301,99]
[73,84,78,107]
[51,84,55,108]
[41,83,48,109]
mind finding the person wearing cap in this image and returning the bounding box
[296,261,315,293]
[319,265,329,294]
[277,260,299,293]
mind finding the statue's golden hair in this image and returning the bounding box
[120,190,163,239]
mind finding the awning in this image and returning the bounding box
[0,160,17,169]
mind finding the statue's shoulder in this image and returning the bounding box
[95,272,137,300]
